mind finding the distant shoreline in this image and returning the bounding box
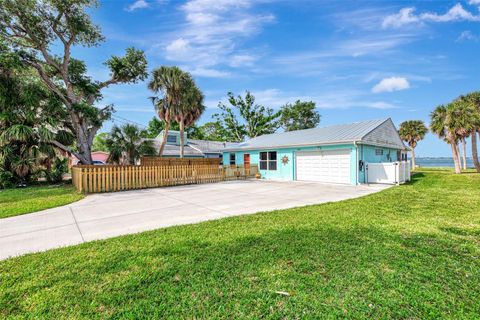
[416,157,474,168]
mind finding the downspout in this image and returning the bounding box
[354,141,359,185]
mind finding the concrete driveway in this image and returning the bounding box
[0,180,389,260]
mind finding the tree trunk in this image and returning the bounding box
[70,111,98,165]
[455,142,462,172]
[158,122,170,156]
[473,130,480,173]
[461,137,467,170]
[129,148,135,165]
[75,126,93,164]
[451,141,461,174]
[411,147,416,171]
[179,119,185,158]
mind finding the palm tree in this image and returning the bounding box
[450,99,478,170]
[148,66,190,156]
[0,120,57,184]
[0,64,72,185]
[174,81,205,158]
[398,120,428,170]
[105,124,156,165]
[430,104,461,174]
[460,92,480,172]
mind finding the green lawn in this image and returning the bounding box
[1,169,479,318]
[0,184,84,219]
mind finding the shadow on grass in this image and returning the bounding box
[405,172,424,185]
[2,223,479,319]
[440,226,480,237]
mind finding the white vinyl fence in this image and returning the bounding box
[366,161,411,185]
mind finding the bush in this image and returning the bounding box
[0,170,14,189]
[45,158,68,184]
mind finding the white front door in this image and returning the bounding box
[296,149,351,184]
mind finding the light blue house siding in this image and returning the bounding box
[357,145,401,184]
[224,144,400,185]
[224,144,358,184]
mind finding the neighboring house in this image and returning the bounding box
[223,118,407,185]
[151,130,238,158]
[70,151,109,166]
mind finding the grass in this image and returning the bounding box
[0,184,84,219]
[1,169,479,318]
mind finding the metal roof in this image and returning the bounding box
[188,139,239,153]
[149,138,239,156]
[224,118,404,151]
[150,140,204,156]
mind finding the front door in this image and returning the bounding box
[243,154,250,169]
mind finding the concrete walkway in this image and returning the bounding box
[0,180,390,260]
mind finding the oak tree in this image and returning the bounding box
[0,0,148,164]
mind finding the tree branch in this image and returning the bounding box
[50,140,85,163]
[51,12,67,44]
[29,61,69,106]
[98,78,118,90]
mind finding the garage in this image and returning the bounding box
[295,149,351,184]
[223,119,407,185]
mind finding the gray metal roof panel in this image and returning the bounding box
[224,119,396,151]
[150,141,205,156]
[149,138,240,156]
[188,139,240,153]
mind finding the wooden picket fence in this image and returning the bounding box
[141,157,221,166]
[71,164,258,193]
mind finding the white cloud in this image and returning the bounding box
[126,0,149,12]
[383,4,480,28]
[339,35,412,57]
[187,67,230,78]
[382,8,420,28]
[372,77,410,93]
[161,0,274,77]
[165,38,191,59]
[229,54,257,67]
[469,0,480,10]
[422,4,480,22]
[365,101,397,109]
[457,30,479,41]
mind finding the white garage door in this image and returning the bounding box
[296,149,351,184]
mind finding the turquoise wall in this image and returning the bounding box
[224,143,403,185]
[224,144,358,184]
[357,145,400,183]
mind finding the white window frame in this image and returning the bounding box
[260,151,277,171]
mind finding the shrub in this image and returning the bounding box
[45,158,68,184]
[0,170,14,189]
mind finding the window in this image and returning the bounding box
[167,135,177,144]
[268,152,277,170]
[375,149,383,156]
[229,153,236,165]
[260,152,268,170]
[260,151,277,171]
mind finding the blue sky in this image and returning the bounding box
[80,0,480,157]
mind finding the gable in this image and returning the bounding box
[155,130,187,146]
[362,119,405,149]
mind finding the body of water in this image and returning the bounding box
[416,157,474,168]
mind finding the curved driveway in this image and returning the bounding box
[0,180,389,260]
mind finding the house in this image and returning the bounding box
[151,130,238,158]
[223,118,407,185]
[70,151,110,166]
